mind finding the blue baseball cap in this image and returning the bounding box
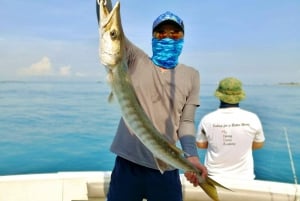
[152,11,184,32]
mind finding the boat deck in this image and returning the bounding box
[0,171,299,201]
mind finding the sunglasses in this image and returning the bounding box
[153,30,184,40]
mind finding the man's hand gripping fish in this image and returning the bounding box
[97,0,231,200]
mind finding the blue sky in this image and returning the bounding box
[0,0,299,84]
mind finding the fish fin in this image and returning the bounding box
[154,157,174,174]
[108,92,114,102]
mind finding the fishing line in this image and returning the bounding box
[283,127,299,200]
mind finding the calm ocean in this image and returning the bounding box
[0,81,299,184]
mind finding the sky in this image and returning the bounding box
[0,0,299,84]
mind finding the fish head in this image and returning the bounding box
[99,0,124,70]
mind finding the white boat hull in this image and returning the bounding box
[0,171,299,201]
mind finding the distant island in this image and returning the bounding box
[0,80,27,84]
[278,82,300,86]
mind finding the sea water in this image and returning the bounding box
[0,81,299,184]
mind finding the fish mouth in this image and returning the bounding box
[100,1,120,28]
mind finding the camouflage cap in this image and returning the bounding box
[152,11,184,32]
[214,77,246,104]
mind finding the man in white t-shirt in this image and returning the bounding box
[196,77,265,180]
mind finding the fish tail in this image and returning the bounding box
[198,177,232,201]
[206,176,233,191]
[199,179,220,201]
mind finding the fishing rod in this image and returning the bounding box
[283,127,299,201]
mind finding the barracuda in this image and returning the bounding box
[97,0,230,200]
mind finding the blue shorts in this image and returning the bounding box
[107,156,183,201]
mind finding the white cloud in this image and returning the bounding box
[18,56,53,76]
[59,65,71,76]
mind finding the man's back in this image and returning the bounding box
[197,107,264,180]
[196,77,265,180]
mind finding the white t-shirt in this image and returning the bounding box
[196,107,265,180]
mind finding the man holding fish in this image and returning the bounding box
[96,1,226,200]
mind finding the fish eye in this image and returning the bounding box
[110,30,118,39]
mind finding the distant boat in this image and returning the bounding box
[0,171,299,201]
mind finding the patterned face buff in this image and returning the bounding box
[151,38,184,69]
